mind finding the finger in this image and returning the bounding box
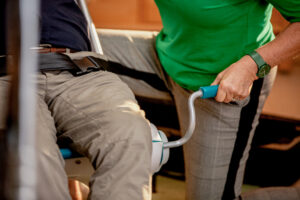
[224,88,234,103]
[215,86,226,102]
[224,92,233,103]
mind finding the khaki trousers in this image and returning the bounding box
[0,52,152,200]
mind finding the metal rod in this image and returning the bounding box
[17,0,39,199]
[78,0,104,55]
[164,90,203,148]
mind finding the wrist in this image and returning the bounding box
[247,51,271,78]
[242,55,258,76]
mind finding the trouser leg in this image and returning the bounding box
[170,78,249,200]
[98,29,170,93]
[170,67,276,200]
[44,70,152,200]
[0,75,71,200]
[98,29,162,77]
[35,95,71,200]
[223,68,277,200]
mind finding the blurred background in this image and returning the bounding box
[88,0,162,30]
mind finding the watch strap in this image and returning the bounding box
[247,51,266,68]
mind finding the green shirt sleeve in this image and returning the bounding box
[267,0,300,22]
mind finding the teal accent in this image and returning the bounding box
[60,148,81,159]
[60,148,73,159]
[152,140,163,143]
[200,85,219,99]
[158,131,164,165]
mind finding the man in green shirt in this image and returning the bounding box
[154,0,300,199]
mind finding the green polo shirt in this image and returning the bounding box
[155,0,300,91]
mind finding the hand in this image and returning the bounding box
[211,55,259,103]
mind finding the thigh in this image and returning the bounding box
[99,29,162,75]
[0,75,70,199]
[171,67,277,200]
[45,70,152,199]
[171,79,249,200]
[99,29,171,96]
[45,70,151,152]
[35,96,71,200]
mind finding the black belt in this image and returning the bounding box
[39,53,169,92]
[86,56,168,92]
[2,53,168,92]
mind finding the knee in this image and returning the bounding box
[88,109,152,157]
[115,112,152,151]
[88,111,152,171]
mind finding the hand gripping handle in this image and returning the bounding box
[164,85,219,148]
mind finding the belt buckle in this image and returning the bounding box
[71,56,102,76]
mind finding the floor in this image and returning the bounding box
[152,176,185,200]
[152,176,260,200]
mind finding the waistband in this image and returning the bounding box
[39,53,76,71]
[32,44,77,54]
[1,52,168,91]
[0,53,77,77]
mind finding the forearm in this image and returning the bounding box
[256,22,300,67]
[212,22,300,103]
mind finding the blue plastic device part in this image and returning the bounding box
[60,148,73,159]
[199,85,219,99]
[60,148,81,159]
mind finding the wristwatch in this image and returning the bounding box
[247,51,271,78]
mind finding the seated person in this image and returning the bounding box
[0,0,152,199]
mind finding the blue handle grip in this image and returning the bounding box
[60,148,73,159]
[60,148,81,159]
[199,85,219,99]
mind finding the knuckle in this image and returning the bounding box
[241,93,248,99]
[220,82,229,90]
